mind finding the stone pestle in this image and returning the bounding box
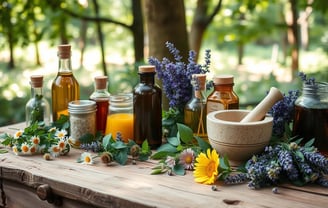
[240,87,283,123]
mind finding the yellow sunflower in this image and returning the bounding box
[193,149,219,185]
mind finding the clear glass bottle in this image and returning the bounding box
[90,76,110,135]
[51,44,80,121]
[184,74,207,139]
[25,75,50,126]
[68,100,97,148]
[106,93,133,142]
[133,65,162,149]
[292,81,328,156]
[207,75,239,114]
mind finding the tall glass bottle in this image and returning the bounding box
[90,76,110,135]
[51,44,80,121]
[292,81,328,156]
[207,75,239,114]
[25,75,50,126]
[133,65,162,149]
[184,74,207,139]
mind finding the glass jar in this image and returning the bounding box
[106,93,134,142]
[292,82,328,156]
[68,100,96,148]
[25,75,51,126]
[184,74,207,139]
[207,75,239,114]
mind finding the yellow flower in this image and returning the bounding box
[193,149,219,185]
[14,130,23,139]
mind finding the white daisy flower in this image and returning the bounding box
[55,129,67,139]
[14,130,24,139]
[48,145,61,157]
[58,138,67,151]
[31,135,40,145]
[12,145,19,155]
[21,142,30,154]
[81,152,94,165]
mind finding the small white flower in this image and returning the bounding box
[21,142,30,154]
[165,156,176,169]
[58,138,67,150]
[55,129,67,139]
[48,127,57,133]
[14,130,24,139]
[12,145,19,155]
[31,135,40,145]
[48,145,61,157]
[81,152,94,165]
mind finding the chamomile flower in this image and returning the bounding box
[193,149,220,185]
[179,148,195,170]
[21,142,30,154]
[165,156,176,169]
[55,129,67,139]
[12,145,19,155]
[58,138,67,150]
[81,152,94,165]
[31,135,40,145]
[48,145,61,157]
[14,130,24,139]
[29,145,37,154]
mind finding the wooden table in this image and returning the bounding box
[0,123,327,208]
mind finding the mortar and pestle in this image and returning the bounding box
[207,87,283,166]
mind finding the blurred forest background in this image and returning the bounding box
[0,0,328,126]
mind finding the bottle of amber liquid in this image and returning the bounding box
[207,75,239,114]
[293,81,328,156]
[26,75,51,126]
[90,76,110,135]
[184,74,207,139]
[133,65,162,149]
[52,44,80,121]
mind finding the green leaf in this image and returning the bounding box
[194,136,212,152]
[219,155,231,170]
[79,133,95,144]
[157,143,178,153]
[167,137,180,147]
[295,150,304,162]
[0,149,8,154]
[151,168,168,175]
[304,138,315,148]
[111,141,127,150]
[177,123,194,144]
[151,151,175,160]
[173,164,185,176]
[102,134,112,150]
[141,140,150,153]
[114,149,128,165]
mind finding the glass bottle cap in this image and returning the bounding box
[30,75,43,88]
[192,74,206,90]
[213,75,234,85]
[57,44,71,59]
[68,100,97,114]
[138,65,155,73]
[94,76,108,89]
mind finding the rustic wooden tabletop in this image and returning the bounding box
[0,123,327,208]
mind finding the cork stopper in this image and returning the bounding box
[138,65,155,73]
[213,75,234,85]
[57,44,71,59]
[193,74,206,90]
[94,76,108,89]
[30,75,43,88]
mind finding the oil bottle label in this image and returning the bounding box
[207,101,224,114]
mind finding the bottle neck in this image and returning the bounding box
[58,57,72,73]
[302,82,328,100]
[139,73,155,84]
[31,87,43,98]
[213,83,234,91]
[192,84,206,102]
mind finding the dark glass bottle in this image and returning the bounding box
[25,75,50,126]
[292,81,328,156]
[207,75,239,114]
[133,65,162,149]
[184,74,207,139]
[51,44,80,121]
[90,76,110,135]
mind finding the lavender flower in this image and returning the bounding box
[149,41,211,110]
[277,149,299,181]
[224,173,249,185]
[298,71,316,85]
[80,141,102,152]
[300,148,328,174]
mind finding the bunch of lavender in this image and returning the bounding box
[149,41,211,110]
[269,90,300,137]
[224,141,328,189]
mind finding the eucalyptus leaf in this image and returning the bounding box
[177,123,194,144]
[194,136,211,152]
[173,164,185,176]
[151,151,175,160]
[167,137,180,147]
[115,149,128,165]
[156,143,178,153]
[102,134,112,150]
[111,141,127,149]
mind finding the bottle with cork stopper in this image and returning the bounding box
[207,75,239,114]
[90,76,110,135]
[25,75,51,126]
[184,74,207,139]
[51,44,80,121]
[133,65,162,149]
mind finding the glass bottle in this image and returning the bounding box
[207,75,239,114]
[68,100,97,148]
[25,75,51,126]
[292,81,328,156]
[51,44,80,121]
[106,93,133,142]
[184,74,207,139]
[133,65,162,149]
[90,76,110,135]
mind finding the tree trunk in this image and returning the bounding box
[286,0,299,76]
[145,0,189,110]
[131,0,144,63]
[79,20,88,68]
[237,42,244,65]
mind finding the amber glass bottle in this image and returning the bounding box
[207,75,239,114]
[133,65,162,149]
[90,76,110,135]
[184,74,207,139]
[51,44,80,121]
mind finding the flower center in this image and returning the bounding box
[85,156,91,163]
[206,161,215,177]
[185,155,193,164]
[22,145,29,152]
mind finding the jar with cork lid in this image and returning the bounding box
[207,75,239,114]
[25,75,51,126]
